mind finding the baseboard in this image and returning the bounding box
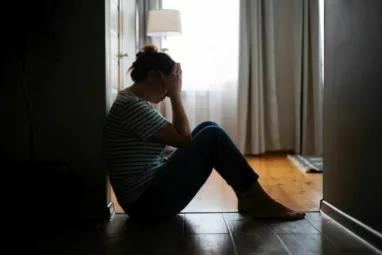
[320,200,382,251]
[107,201,115,219]
[244,150,295,157]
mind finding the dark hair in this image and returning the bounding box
[128,44,175,82]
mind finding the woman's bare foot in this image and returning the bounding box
[250,196,305,220]
[237,181,305,221]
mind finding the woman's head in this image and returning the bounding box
[128,44,175,103]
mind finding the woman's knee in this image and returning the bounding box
[195,125,224,141]
[203,120,219,126]
[198,121,219,128]
[192,121,219,137]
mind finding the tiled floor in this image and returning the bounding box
[36,212,380,255]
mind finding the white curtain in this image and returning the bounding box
[238,0,323,156]
[161,0,240,143]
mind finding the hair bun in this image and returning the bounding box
[136,44,158,58]
[142,44,158,53]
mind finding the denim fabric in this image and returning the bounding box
[124,121,259,219]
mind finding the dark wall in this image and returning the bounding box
[324,0,382,232]
[2,0,109,220]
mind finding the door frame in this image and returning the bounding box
[105,0,138,218]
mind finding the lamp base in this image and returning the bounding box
[160,48,169,54]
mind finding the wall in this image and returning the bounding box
[324,0,382,232]
[2,0,109,220]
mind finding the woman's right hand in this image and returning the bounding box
[159,63,182,97]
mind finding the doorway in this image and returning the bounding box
[105,0,324,214]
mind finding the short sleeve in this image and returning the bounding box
[122,99,167,140]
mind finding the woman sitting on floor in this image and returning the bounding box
[104,44,305,221]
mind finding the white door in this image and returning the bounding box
[119,0,137,89]
[106,0,137,105]
[105,0,137,214]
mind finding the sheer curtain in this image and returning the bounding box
[161,0,240,143]
[237,0,322,155]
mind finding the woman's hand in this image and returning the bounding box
[158,63,190,138]
[159,63,182,98]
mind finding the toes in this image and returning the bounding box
[286,211,305,220]
[294,212,306,219]
[297,211,306,217]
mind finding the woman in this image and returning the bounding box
[105,44,305,221]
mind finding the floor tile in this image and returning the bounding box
[270,219,320,234]
[304,211,331,221]
[278,234,342,255]
[185,214,229,234]
[96,213,129,237]
[183,234,235,255]
[227,220,289,254]
[124,214,184,240]
[223,212,249,221]
[114,236,183,255]
[222,212,283,225]
[308,219,376,252]
[108,215,185,255]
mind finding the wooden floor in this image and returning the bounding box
[36,212,380,254]
[112,155,323,213]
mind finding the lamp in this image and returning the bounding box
[147,9,182,38]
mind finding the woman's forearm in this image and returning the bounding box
[170,93,191,137]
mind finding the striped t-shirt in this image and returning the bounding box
[104,90,167,207]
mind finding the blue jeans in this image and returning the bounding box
[124,121,259,219]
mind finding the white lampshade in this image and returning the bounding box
[147,9,182,37]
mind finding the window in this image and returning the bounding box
[161,0,239,91]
